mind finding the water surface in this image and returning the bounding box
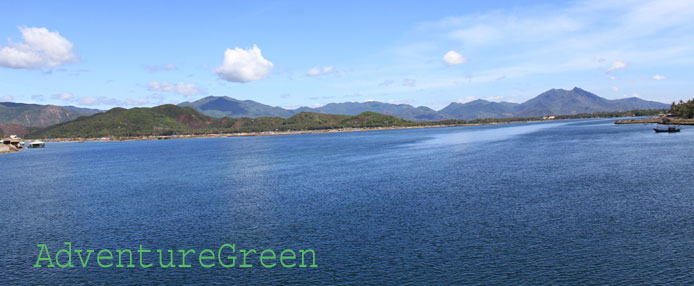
[1,118,693,285]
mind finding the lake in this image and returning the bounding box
[1,118,693,285]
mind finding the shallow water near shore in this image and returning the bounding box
[1,118,693,285]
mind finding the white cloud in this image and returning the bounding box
[606,61,627,73]
[78,96,120,106]
[125,98,149,106]
[51,92,73,101]
[379,80,395,86]
[306,66,333,76]
[609,76,617,80]
[653,74,666,80]
[147,82,202,96]
[633,93,640,98]
[456,96,480,103]
[0,26,78,70]
[402,79,416,87]
[146,64,176,72]
[442,50,468,66]
[486,96,505,101]
[215,45,273,82]
[449,25,501,45]
[1,95,13,102]
[395,0,694,100]
[611,86,619,92]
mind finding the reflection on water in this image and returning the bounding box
[422,122,566,146]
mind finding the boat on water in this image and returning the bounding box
[27,140,46,148]
[654,125,680,133]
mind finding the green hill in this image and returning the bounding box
[25,104,416,138]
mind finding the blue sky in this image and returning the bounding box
[0,0,692,110]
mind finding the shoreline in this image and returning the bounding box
[14,115,668,145]
[614,116,694,125]
[29,120,549,143]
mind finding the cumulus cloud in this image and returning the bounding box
[609,76,617,80]
[606,61,627,73]
[1,95,13,102]
[653,74,666,80]
[442,50,468,66]
[51,92,73,101]
[0,26,78,70]
[148,82,202,96]
[215,45,273,82]
[611,86,620,92]
[145,64,176,72]
[306,66,333,76]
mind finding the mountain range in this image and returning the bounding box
[0,87,670,137]
[179,88,668,121]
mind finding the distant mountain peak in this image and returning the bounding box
[174,87,668,122]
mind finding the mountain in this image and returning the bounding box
[63,105,103,115]
[610,97,671,111]
[179,96,446,121]
[296,101,448,121]
[513,87,668,117]
[179,96,293,118]
[26,104,415,138]
[179,88,668,122]
[0,102,98,127]
[439,100,519,120]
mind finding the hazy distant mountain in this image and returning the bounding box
[178,88,668,122]
[610,97,671,111]
[514,87,668,117]
[179,96,293,118]
[179,96,447,121]
[63,105,103,115]
[0,102,94,127]
[296,101,448,121]
[439,100,519,120]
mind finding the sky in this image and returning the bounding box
[0,0,692,110]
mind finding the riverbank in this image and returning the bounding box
[614,116,694,125]
[19,114,662,144]
[36,124,479,142]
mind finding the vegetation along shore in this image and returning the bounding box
[615,99,694,125]
[20,104,664,141]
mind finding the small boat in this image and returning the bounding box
[27,140,46,148]
[654,126,680,133]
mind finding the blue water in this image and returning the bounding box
[1,118,693,285]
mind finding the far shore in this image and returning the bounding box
[26,120,548,143]
[10,115,677,145]
[614,116,694,125]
